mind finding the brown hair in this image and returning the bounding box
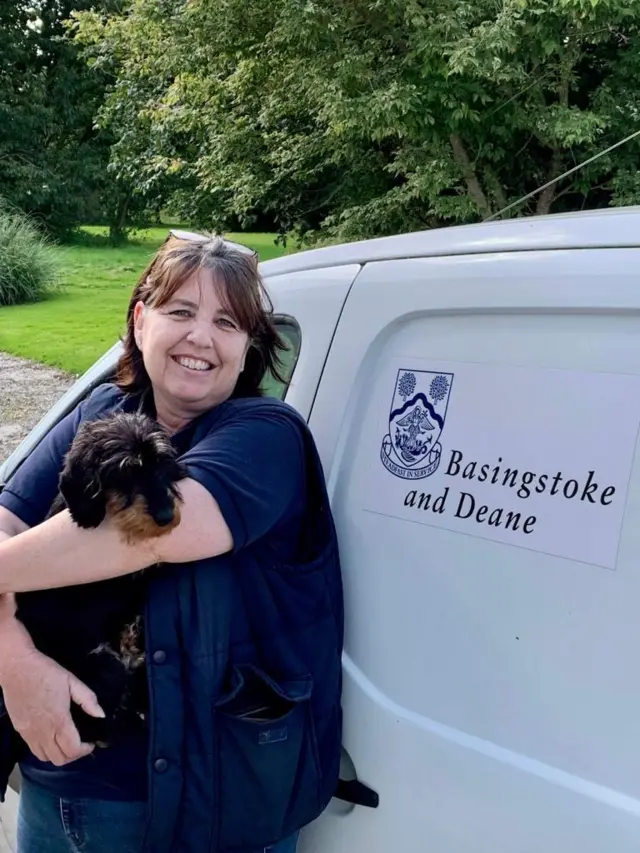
[115,234,289,399]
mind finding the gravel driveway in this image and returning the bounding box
[0,352,75,463]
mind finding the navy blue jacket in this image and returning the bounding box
[0,384,344,853]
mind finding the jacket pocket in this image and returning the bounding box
[213,664,322,850]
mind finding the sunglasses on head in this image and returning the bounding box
[167,228,258,259]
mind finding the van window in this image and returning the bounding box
[260,316,302,400]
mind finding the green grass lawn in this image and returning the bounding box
[0,226,287,375]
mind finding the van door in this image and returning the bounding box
[304,248,640,853]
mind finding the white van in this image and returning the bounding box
[4,206,640,852]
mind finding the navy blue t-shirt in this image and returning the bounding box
[0,384,306,801]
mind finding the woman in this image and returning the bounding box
[0,231,344,853]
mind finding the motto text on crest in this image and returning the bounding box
[381,369,454,480]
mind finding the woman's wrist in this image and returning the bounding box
[0,594,36,681]
[0,591,17,628]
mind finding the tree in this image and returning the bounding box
[0,0,131,239]
[72,0,640,244]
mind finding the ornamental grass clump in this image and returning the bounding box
[0,202,60,306]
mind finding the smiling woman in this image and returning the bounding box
[133,278,251,432]
[0,231,344,853]
[117,231,289,433]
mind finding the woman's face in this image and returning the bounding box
[133,269,251,418]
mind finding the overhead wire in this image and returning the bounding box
[483,127,640,222]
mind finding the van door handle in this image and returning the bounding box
[334,777,379,809]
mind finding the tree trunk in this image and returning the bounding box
[484,167,508,215]
[449,134,492,219]
[535,148,563,215]
[110,193,130,243]
[116,193,130,232]
[535,71,570,216]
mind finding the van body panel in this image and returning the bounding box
[301,669,640,853]
[303,247,640,851]
[261,206,640,277]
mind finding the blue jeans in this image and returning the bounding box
[17,775,299,853]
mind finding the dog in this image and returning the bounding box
[52,411,187,542]
[7,411,188,754]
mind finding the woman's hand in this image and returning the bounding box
[0,641,105,766]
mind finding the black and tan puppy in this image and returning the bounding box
[54,411,186,541]
[10,411,187,751]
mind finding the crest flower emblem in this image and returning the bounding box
[381,369,454,480]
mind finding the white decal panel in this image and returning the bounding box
[367,359,640,569]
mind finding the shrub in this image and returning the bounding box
[0,204,60,306]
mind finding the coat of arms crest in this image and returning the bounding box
[380,369,454,480]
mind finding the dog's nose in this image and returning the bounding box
[153,507,175,527]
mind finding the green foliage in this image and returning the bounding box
[0,0,143,240]
[0,203,60,306]
[72,0,640,243]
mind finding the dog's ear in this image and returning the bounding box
[59,464,107,529]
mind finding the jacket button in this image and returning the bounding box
[152,650,166,664]
[154,758,168,773]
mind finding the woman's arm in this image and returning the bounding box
[0,407,305,595]
[0,508,36,653]
[0,478,233,593]
[0,506,29,540]
[0,507,105,765]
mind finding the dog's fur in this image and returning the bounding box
[7,411,187,754]
[53,411,186,542]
